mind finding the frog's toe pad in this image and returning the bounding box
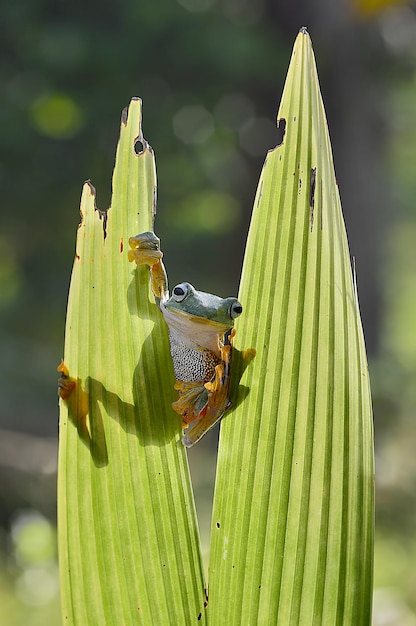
[204,363,226,393]
[127,247,162,266]
[220,344,232,365]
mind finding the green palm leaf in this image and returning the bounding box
[208,29,374,625]
[58,30,374,626]
[58,99,206,624]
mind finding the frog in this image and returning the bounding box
[128,231,243,447]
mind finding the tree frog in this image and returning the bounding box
[128,231,243,447]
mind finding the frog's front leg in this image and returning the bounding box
[128,231,168,301]
[179,331,234,447]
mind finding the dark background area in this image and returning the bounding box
[1,0,416,622]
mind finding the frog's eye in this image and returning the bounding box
[172,282,191,302]
[230,301,243,319]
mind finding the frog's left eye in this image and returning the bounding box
[230,301,243,319]
[172,282,191,302]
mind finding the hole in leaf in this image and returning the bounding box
[310,167,317,208]
[276,118,286,146]
[310,167,317,232]
[134,138,145,155]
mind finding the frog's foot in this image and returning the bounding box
[57,362,90,443]
[181,344,233,447]
[57,361,77,400]
[203,347,232,414]
[128,231,168,301]
[172,380,209,425]
[128,231,163,267]
[227,328,236,343]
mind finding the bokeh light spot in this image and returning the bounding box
[15,566,59,606]
[173,105,214,144]
[379,6,416,55]
[215,92,255,130]
[38,25,87,71]
[169,190,241,234]
[11,511,56,565]
[30,93,84,139]
[239,116,279,156]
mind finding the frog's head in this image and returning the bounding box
[164,282,242,329]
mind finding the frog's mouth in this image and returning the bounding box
[162,303,231,328]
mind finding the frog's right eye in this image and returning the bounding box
[172,282,191,302]
[230,300,243,319]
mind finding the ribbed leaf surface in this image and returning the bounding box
[208,30,374,625]
[58,99,206,625]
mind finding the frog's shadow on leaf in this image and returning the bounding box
[127,268,156,321]
[65,267,255,461]
[74,268,178,461]
[84,324,178,462]
[59,366,109,468]
[229,347,256,412]
[65,344,255,467]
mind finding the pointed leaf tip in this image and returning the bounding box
[59,97,206,624]
[121,97,143,127]
[209,26,374,626]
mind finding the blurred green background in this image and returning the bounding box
[1,0,416,623]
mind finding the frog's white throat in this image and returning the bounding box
[160,301,231,358]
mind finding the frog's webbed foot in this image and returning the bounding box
[128,231,162,266]
[128,231,168,301]
[172,381,209,425]
[179,331,234,447]
[203,343,232,410]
